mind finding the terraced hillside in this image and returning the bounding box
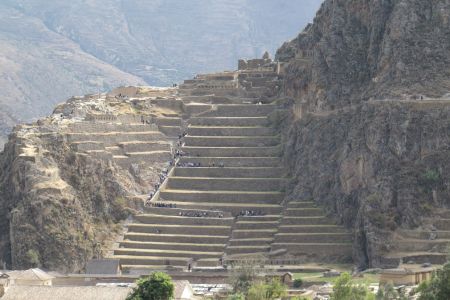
[114,93,353,274]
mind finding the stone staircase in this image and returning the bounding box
[114,99,353,273]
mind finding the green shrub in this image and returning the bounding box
[293,278,303,288]
[246,279,287,300]
[421,169,441,191]
[330,273,373,300]
[127,272,174,300]
[416,263,450,300]
[25,249,40,267]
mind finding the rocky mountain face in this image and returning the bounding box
[0,3,147,148]
[277,0,450,111]
[1,0,449,272]
[0,0,322,148]
[278,0,450,268]
[0,89,173,272]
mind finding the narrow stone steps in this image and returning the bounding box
[184,135,280,147]
[181,146,281,157]
[134,213,234,226]
[166,177,286,192]
[114,248,223,259]
[160,189,284,203]
[173,167,285,178]
[189,117,268,127]
[124,232,229,244]
[179,156,280,167]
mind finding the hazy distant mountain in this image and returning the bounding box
[0,0,323,147]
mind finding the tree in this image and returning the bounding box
[417,263,450,300]
[246,279,287,300]
[229,256,263,294]
[127,272,174,300]
[331,273,373,300]
[293,278,303,288]
[376,283,407,300]
[265,278,288,299]
[247,282,268,300]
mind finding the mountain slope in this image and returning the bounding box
[0,0,323,148]
[277,0,450,268]
[277,0,450,111]
[0,4,146,147]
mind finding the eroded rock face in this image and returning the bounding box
[0,136,130,272]
[0,90,176,272]
[276,0,450,111]
[283,101,450,268]
[277,0,450,268]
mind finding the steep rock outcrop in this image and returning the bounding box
[0,90,175,272]
[277,0,450,268]
[283,101,450,268]
[277,0,450,111]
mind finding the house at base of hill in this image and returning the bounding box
[7,268,55,286]
[380,267,434,286]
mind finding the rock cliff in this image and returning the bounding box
[277,0,450,111]
[0,88,179,272]
[277,0,450,268]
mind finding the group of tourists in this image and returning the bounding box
[178,211,224,218]
[176,162,201,167]
[238,210,265,217]
[176,161,225,168]
[150,202,177,208]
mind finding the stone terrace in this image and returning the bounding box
[115,98,353,273]
[382,210,450,265]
